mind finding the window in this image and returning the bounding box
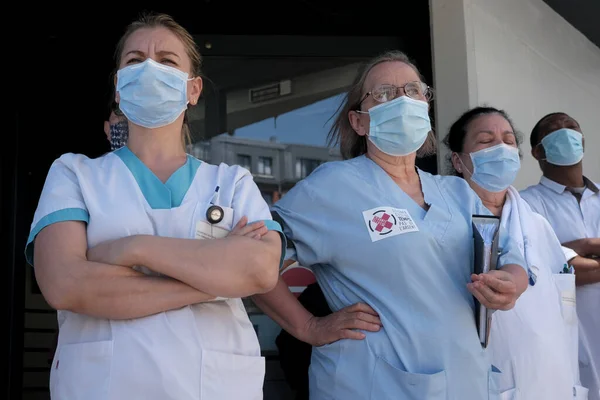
[261,191,273,206]
[257,156,273,176]
[237,154,251,172]
[189,142,210,162]
[295,158,322,179]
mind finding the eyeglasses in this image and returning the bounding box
[357,82,434,109]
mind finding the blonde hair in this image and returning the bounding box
[327,50,436,160]
[114,12,202,149]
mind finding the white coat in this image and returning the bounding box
[489,187,587,399]
[521,176,600,400]
[25,147,284,400]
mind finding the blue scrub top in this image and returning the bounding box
[272,156,525,400]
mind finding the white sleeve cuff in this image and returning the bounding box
[562,246,578,262]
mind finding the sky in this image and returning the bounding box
[230,93,347,147]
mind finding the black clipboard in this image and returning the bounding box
[472,214,501,348]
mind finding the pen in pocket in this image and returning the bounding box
[559,263,575,274]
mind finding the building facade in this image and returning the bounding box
[188,134,342,206]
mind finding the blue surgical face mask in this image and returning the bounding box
[365,96,431,156]
[116,59,190,129]
[110,120,129,151]
[461,143,521,192]
[540,128,584,166]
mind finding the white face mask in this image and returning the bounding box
[117,58,191,129]
[459,143,521,192]
[539,128,584,166]
[365,96,431,156]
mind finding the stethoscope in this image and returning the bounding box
[206,186,224,224]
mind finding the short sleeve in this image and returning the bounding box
[231,170,286,268]
[24,155,89,266]
[271,180,331,268]
[561,246,578,262]
[271,210,298,262]
[497,236,527,271]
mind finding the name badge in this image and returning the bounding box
[362,206,419,242]
[195,220,229,240]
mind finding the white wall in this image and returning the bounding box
[431,0,600,188]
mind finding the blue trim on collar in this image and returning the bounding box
[115,147,201,209]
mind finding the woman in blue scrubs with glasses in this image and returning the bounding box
[252,50,529,400]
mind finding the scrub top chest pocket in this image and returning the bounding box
[193,203,235,240]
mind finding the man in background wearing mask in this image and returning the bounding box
[104,102,129,151]
[521,112,600,400]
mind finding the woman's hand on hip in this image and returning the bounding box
[467,270,520,311]
[302,303,382,347]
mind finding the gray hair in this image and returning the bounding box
[327,50,437,160]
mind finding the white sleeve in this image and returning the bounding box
[561,246,578,262]
[25,154,89,266]
[231,169,286,268]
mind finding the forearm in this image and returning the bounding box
[571,256,600,286]
[43,261,215,320]
[34,222,215,320]
[563,238,600,257]
[500,263,528,296]
[124,234,280,298]
[252,277,314,342]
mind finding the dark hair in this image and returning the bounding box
[327,50,437,160]
[107,86,124,119]
[529,112,570,149]
[442,106,523,175]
